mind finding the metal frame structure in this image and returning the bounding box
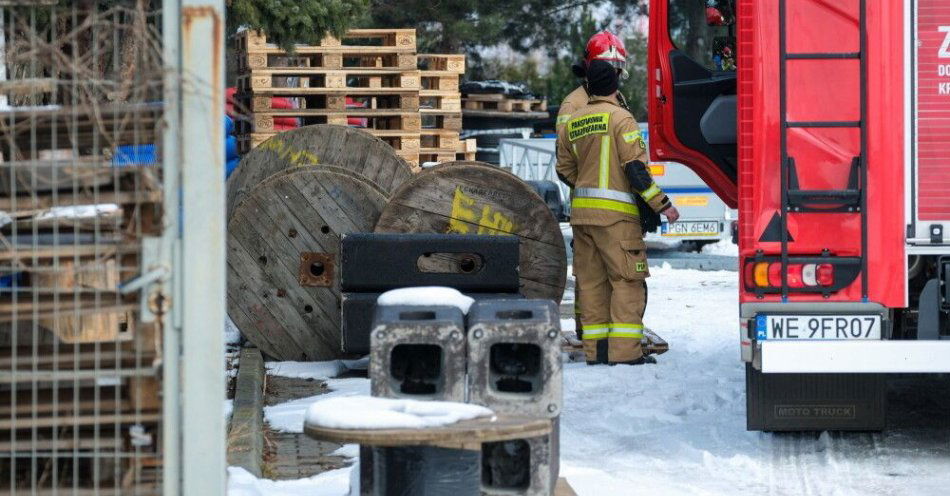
[163,1,226,495]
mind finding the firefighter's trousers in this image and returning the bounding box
[572,219,649,363]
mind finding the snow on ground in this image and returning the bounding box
[331,444,359,460]
[264,378,369,433]
[266,361,346,380]
[224,399,233,421]
[227,466,353,496]
[305,396,492,430]
[225,316,243,345]
[35,203,119,220]
[253,265,950,495]
[701,239,739,257]
[561,265,950,496]
[376,286,475,314]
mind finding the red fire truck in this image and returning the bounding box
[648,0,950,430]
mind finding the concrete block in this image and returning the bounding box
[370,305,467,401]
[467,299,562,418]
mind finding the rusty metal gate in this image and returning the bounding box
[0,1,226,494]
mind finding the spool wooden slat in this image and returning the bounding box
[227,166,387,360]
[374,162,567,302]
[226,124,413,216]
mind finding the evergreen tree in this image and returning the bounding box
[227,0,370,50]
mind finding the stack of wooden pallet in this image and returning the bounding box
[417,53,466,164]
[0,103,164,493]
[233,29,474,167]
[462,93,548,114]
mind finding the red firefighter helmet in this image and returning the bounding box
[585,30,628,72]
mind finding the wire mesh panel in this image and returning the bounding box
[0,1,166,493]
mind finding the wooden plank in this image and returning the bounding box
[0,243,140,262]
[237,29,417,52]
[0,412,161,430]
[461,109,549,120]
[555,478,579,496]
[417,54,466,74]
[238,112,421,134]
[0,191,162,211]
[374,162,567,302]
[227,347,265,477]
[237,70,420,92]
[305,415,552,449]
[226,124,411,216]
[237,91,419,112]
[228,167,387,360]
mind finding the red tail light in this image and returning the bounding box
[786,264,805,288]
[768,263,783,287]
[816,264,835,286]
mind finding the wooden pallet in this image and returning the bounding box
[455,138,477,161]
[420,112,462,132]
[236,69,421,93]
[236,91,420,112]
[0,103,163,153]
[463,93,548,112]
[420,131,460,151]
[419,94,462,112]
[238,50,417,72]
[238,130,421,155]
[419,73,460,92]
[236,28,417,53]
[237,111,422,134]
[417,54,466,74]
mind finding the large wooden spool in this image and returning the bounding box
[226,125,414,215]
[375,162,567,302]
[227,166,387,360]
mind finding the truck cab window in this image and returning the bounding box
[669,0,737,72]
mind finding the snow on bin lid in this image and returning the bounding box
[305,396,493,430]
[377,286,476,314]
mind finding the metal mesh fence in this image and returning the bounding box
[0,1,166,493]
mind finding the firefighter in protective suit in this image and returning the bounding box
[558,30,631,339]
[556,60,680,365]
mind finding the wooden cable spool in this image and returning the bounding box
[374,162,567,302]
[226,124,414,216]
[227,166,387,360]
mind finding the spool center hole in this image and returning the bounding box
[459,257,477,273]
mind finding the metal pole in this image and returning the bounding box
[180,1,227,495]
[161,0,182,494]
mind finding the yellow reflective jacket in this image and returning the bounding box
[556,95,671,227]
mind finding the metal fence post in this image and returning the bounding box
[178,1,226,495]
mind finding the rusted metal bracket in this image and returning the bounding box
[299,252,334,287]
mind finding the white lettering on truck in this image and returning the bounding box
[940,26,950,58]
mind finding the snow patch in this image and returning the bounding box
[266,361,345,381]
[35,204,119,220]
[700,239,739,257]
[227,466,353,496]
[224,399,233,421]
[305,396,493,430]
[377,287,474,314]
[225,316,242,345]
[264,378,369,433]
[331,444,359,459]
